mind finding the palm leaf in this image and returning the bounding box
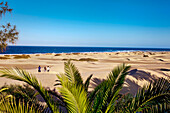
[122,78,170,113]
[0,68,59,113]
[64,60,83,86]
[57,73,89,113]
[84,74,93,92]
[56,61,93,92]
[0,97,43,113]
[89,64,131,112]
[142,102,170,113]
[0,88,12,106]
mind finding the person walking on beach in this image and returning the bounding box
[38,65,41,72]
[44,67,47,72]
[47,66,50,72]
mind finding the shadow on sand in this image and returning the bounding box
[90,69,160,95]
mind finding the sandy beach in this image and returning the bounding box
[0,51,170,95]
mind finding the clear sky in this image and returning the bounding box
[1,0,170,48]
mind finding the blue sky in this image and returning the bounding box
[2,0,170,48]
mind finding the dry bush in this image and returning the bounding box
[72,53,80,55]
[62,58,78,61]
[66,53,71,55]
[161,52,167,54]
[35,54,40,56]
[0,56,10,59]
[13,54,31,59]
[143,54,149,57]
[79,58,98,61]
[4,55,11,57]
[149,52,155,55]
[45,53,52,55]
[55,54,62,56]
[12,55,19,57]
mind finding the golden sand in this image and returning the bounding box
[0,51,169,95]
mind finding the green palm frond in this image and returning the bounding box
[84,74,93,92]
[57,73,89,113]
[107,63,130,93]
[0,88,8,93]
[89,64,130,101]
[0,84,43,112]
[0,68,59,113]
[142,102,170,113]
[0,97,43,113]
[113,93,133,112]
[122,78,170,113]
[91,84,110,113]
[0,88,12,106]
[89,64,130,113]
[89,63,131,112]
[64,60,83,86]
[56,61,93,92]
[105,89,121,113]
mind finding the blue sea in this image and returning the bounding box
[1,46,170,54]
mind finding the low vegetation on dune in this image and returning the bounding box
[72,53,80,55]
[66,53,71,55]
[45,53,53,55]
[0,56,11,59]
[143,54,149,57]
[63,58,98,62]
[79,58,98,61]
[54,54,62,56]
[62,58,78,61]
[35,54,40,56]
[13,54,31,59]
[0,61,169,113]
[4,55,11,57]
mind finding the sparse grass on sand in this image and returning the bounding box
[62,58,78,61]
[66,53,71,55]
[0,56,11,59]
[54,54,62,56]
[72,53,80,55]
[62,58,98,62]
[45,53,52,55]
[79,58,98,61]
[4,55,11,57]
[13,55,31,59]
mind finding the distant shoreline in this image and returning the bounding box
[0,51,170,55]
[1,46,170,54]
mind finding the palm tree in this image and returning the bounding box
[0,87,43,113]
[0,61,169,113]
[55,60,93,92]
[0,68,59,113]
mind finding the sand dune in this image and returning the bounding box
[0,51,169,95]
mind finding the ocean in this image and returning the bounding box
[1,46,170,54]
